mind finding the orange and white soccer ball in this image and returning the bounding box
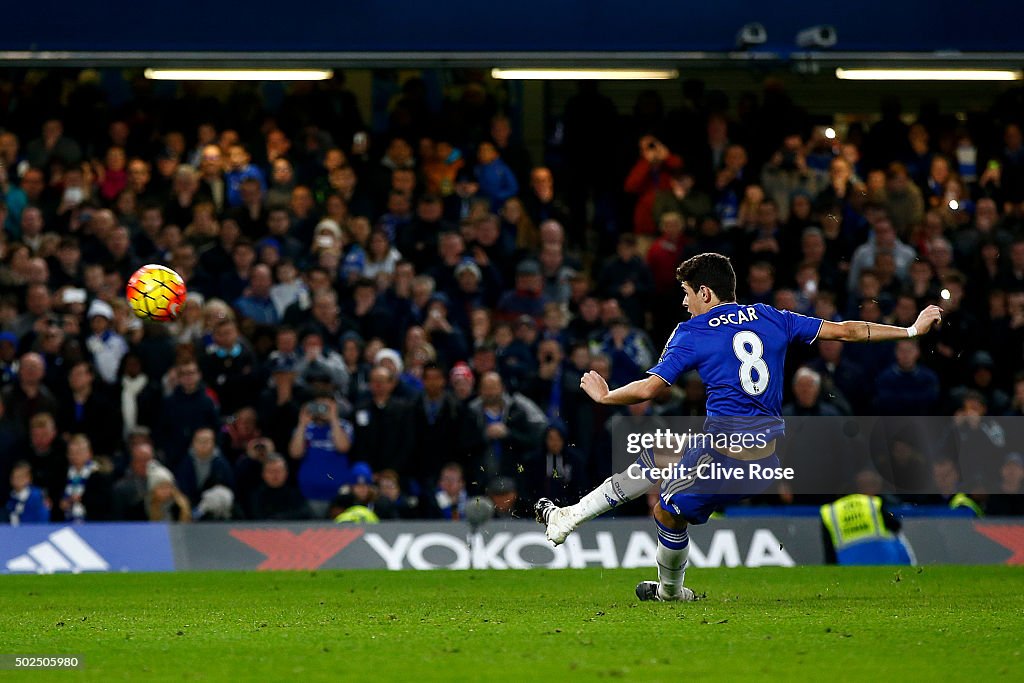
[126,264,187,322]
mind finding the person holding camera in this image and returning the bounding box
[288,395,353,516]
[761,132,824,222]
[624,135,683,238]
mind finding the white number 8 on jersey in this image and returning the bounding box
[732,331,770,396]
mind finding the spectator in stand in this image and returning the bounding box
[1,352,58,430]
[807,339,867,415]
[496,260,548,323]
[597,234,653,328]
[218,406,262,463]
[232,436,272,504]
[598,317,654,390]
[521,420,587,503]
[986,453,1024,516]
[474,141,519,212]
[625,135,683,239]
[374,468,418,519]
[884,162,925,236]
[362,229,403,283]
[411,363,473,490]
[14,412,65,503]
[376,190,414,245]
[267,158,296,208]
[874,340,940,415]
[471,213,514,281]
[444,170,484,224]
[847,217,917,292]
[20,206,45,255]
[111,441,154,521]
[952,351,1010,417]
[350,365,414,475]
[200,318,257,415]
[993,123,1024,209]
[26,118,82,169]
[0,337,18,391]
[537,243,574,306]
[234,264,279,326]
[449,362,475,404]
[468,371,546,481]
[653,170,711,229]
[249,454,312,520]
[487,476,522,519]
[348,278,396,344]
[4,461,50,524]
[761,133,824,221]
[232,178,268,239]
[370,137,415,205]
[158,360,219,468]
[713,144,750,229]
[224,144,267,209]
[422,139,464,198]
[815,156,861,215]
[125,158,154,204]
[175,427,235,508]
[146,464,192,523]
[493,321,534,393]
[783,367,843,416]
[746,261,776,305]
[218,238,257,304]
[58,360,122,458]
[523,167,570,236]
[55,434,112,522]
[523,337,569,419]
[84,299,128,385]
[489,114,532,188]
[425,462,468,520]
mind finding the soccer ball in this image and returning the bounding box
[126,264,187,322]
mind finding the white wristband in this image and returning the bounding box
[906,325,918,338]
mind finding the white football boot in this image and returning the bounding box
[635,581,697,602]
[534,498,576,546]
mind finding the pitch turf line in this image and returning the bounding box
[0,567,1021,681]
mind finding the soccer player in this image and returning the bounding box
[535,253,942,601]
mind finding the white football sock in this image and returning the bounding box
[566,450,656,524]
[656,522,689,599]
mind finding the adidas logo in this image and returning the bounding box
[5,528,110,574]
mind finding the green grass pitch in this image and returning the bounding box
[1,567,1022,681]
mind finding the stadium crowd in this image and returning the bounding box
[1,72,1024,524]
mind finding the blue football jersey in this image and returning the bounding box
[647,302,824,437]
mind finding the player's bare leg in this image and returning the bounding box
[535,448,659,545]
[635,505,696,602]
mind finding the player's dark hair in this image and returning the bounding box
[675,253,736,302]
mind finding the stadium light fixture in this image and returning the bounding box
[491,68,678,80]
[835,68,1022,81]
[144,68,334,81]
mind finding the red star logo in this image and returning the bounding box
[974,524,1024,565]
[230,528,365,570]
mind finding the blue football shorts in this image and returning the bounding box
[658,444,782,525]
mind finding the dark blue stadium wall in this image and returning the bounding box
[2,0,1022,53]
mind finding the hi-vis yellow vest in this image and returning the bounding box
[820,494,893,551]
[334,505,380,524]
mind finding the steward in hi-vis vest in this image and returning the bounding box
[820,494,913,565]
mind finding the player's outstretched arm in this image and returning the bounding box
[581,371,664,405]
[818,305,943,343]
